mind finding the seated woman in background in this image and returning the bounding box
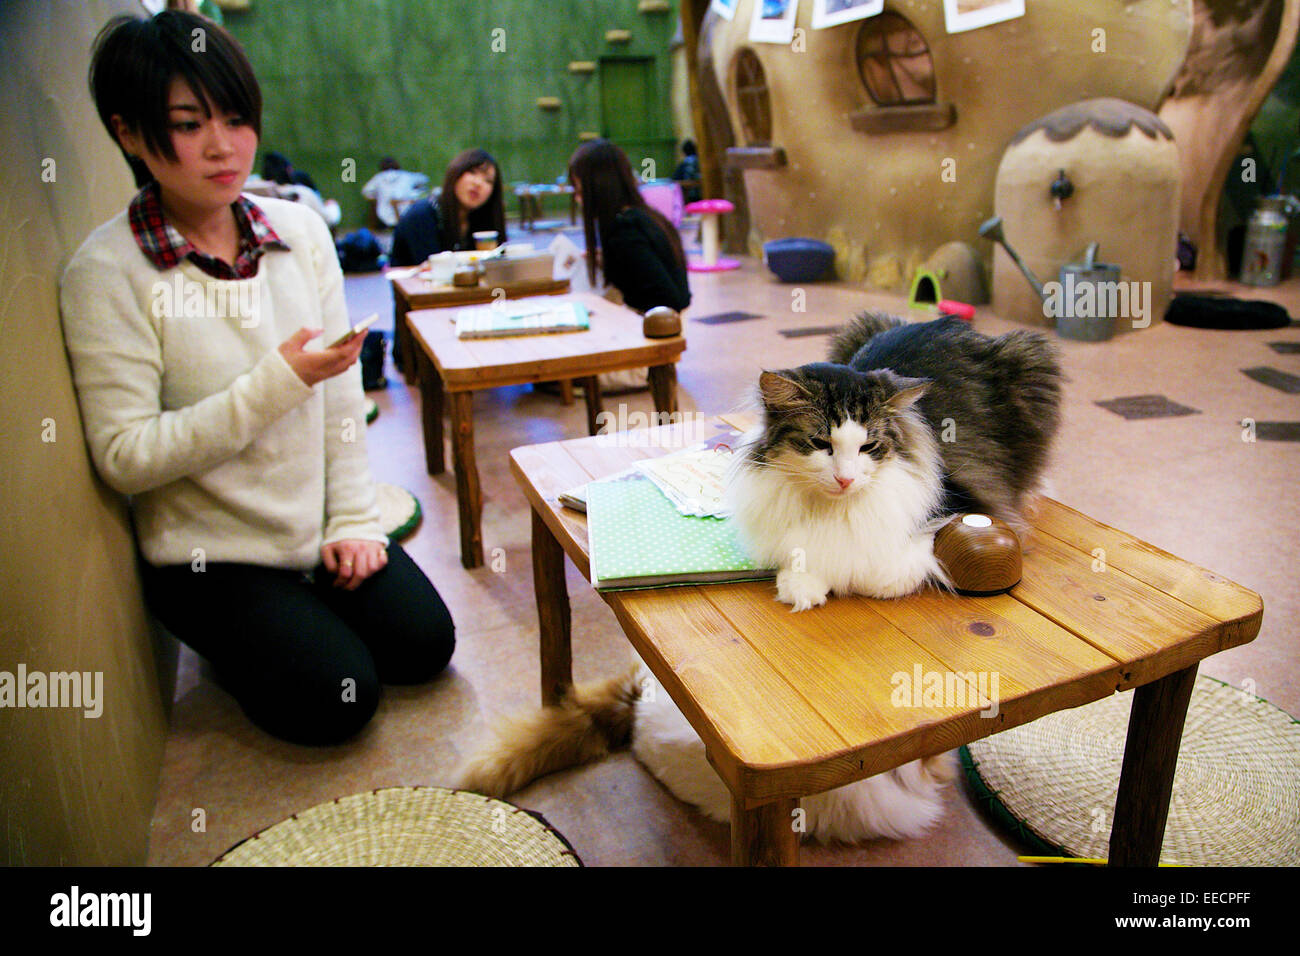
[262,150,317,191]
[261,150,340,227]
[360,157,429,230]
[61,10,454,747]
[389,148,507,267]
[568,138,691,315]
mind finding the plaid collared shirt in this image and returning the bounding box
[128,180,290,279]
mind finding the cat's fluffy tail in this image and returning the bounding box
[454,665,643,798]
[827,311,904,365]
[803,751,959,842]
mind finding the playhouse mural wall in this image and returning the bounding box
[704,0,1194,321]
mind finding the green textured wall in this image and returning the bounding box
[224,0,681,228]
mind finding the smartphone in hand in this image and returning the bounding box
[327,313,378,349]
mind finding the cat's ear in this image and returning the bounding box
[758,371,812,411]
[886,376,931,410]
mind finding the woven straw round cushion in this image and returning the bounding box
[212,787,581,866]
[376,482,421,540]
[963,676,1300,865]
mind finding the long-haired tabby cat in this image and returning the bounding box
[726,311,1062,609]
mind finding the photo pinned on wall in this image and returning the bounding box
[749,0,800,44]
[711,0,740,20]
[942,0,1025,34]
[811,0,883,30]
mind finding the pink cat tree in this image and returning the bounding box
[685,198,740,271]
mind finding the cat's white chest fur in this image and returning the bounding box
[725,425,948,608]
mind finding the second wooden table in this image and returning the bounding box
[390,272,571,383]
[407,292,686,568]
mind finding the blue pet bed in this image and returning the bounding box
[764,238,835,283]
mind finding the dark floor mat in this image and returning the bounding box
[1095,394,1201,420]
[693,311,764,325]
[1165,294,1290,330]
[1253,421,1300,441]
[777,325,842,338]
[1241,367,1300,394]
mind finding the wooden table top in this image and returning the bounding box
[407,292,686,391]
[391,273,571,309]
[510,413,1264,804]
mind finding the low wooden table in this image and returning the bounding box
[509,413,1264,866]
[390,273,571,384]
[409,292,686,569]
[514,183,577,230]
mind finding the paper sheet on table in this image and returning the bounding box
[634,444,736,518]
[547,233,583,282]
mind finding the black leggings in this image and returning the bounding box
[140,542,454,746]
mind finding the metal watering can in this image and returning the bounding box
[979,216,1121,341]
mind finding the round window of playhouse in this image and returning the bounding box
[856,12,936,107]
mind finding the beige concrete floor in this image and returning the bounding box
[146,251,1300,867]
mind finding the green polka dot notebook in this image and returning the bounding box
[585,476,775,591]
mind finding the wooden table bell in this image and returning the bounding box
[933,513,1022,596]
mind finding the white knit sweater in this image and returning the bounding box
[60,194,387,571]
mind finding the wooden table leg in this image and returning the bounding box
[449,390,484,569]
[731,794,800,866]
[582,375,603,436]
[1108,663,1198,866]
[559,379,575,405]
[533,508,573,706]
[418,351,445,475]
[395,296,417,385]
[648,364,678,417]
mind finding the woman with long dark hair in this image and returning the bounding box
[389,148,507,266]
[568,138,691,314]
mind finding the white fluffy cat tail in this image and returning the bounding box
[802,751,959,843]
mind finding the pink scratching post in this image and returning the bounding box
[684,199,740,272]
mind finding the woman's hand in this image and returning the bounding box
[278,326,366,387]
[322,539,388,590]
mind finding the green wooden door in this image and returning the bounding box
[600,57,672,181]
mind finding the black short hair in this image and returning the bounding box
[262,150,292,184]
[89,10,262,187]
